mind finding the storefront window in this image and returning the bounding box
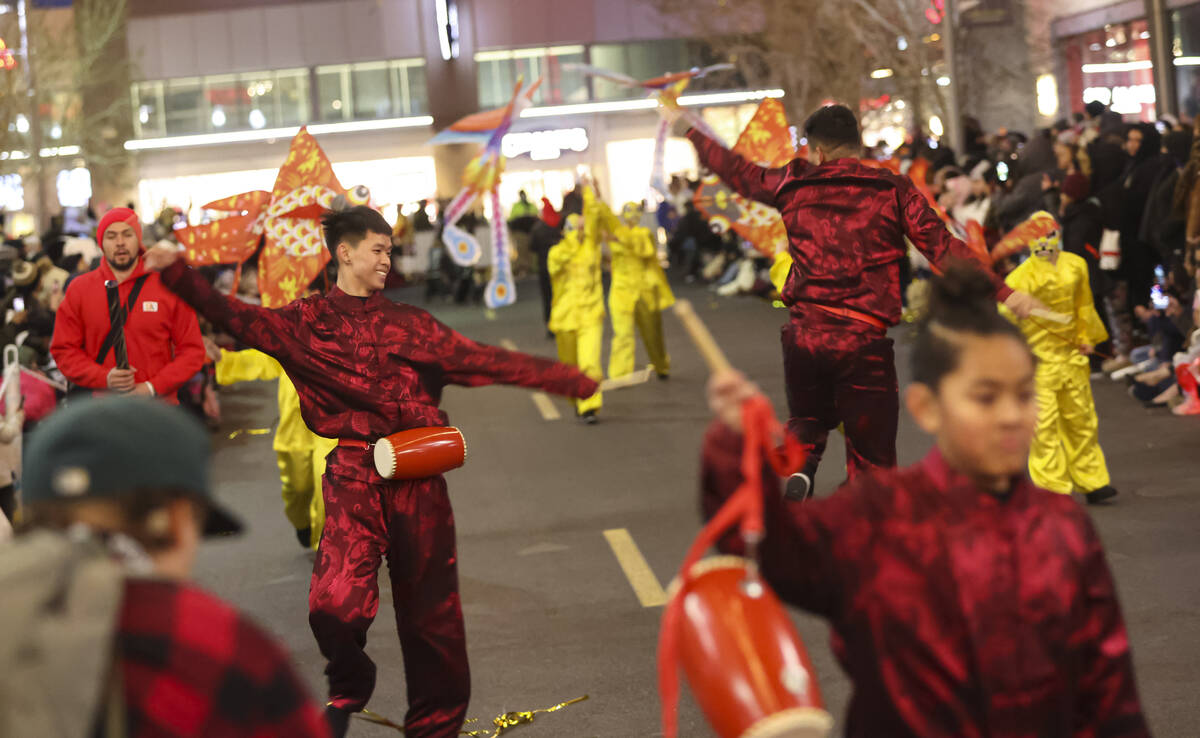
[393,60,428,116]
[1061,20,1156,122]
[163,77,206,135]
[1172,5,1200,118]
[475,46,587,108]
[275,68,310,126]
[588,40,741,101]
[316,66,350,122]
[132,81,166,138]
[352,61,393,119]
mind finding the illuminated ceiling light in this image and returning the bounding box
[1082,60,1153,73]
[895,100,906,110]
[1036,74,1059,118]
[124,116,434,151]
[520,89,784,119]
[435,0,460,61]
[50,123,62,140]
[211,107,227,127]
[898,36,909,51]
[1105,38,1116,47]
[1174,57,1200,67]
[871,68,895,79]
[332,99,343,111]
[15,114,29,134]
[936,76,951,86]
[139,105,151,124]
[929,115,944,137]
[248,109,266,129]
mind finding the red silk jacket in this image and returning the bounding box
[700,421,1149,738]
[688,129,1013,326]
[160,260,598,479]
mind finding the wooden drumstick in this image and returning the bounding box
[1030,307,1071,324]
[672,300,732,374]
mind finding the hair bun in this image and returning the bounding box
[926,261,999,320]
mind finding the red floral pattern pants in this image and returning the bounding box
[309,470,469,737]
[781,315,899,486]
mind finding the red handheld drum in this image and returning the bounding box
[673,557,831,738]
[373,427,466,480]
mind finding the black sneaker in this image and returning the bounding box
[325,706,351,738]
[784,472,813,501]
[1085,486,1119,505]
[580,410,599,425]
[656,372,670,381]
[295,527,312,549]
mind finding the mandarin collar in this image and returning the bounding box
[919,446,1033,506]
[327,285,388,313]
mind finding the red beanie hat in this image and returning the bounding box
[96,207,144,251]
[1061,173,1090,203]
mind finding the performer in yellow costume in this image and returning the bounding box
[1003,212,1118,504]
[548,187,604,423]
[595,198,675,379]
[215,348,338,546]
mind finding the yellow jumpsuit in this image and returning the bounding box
[596,200,675,378]
[215,349,337,546]
[1004,252,1110,494]
[548,188,604,414]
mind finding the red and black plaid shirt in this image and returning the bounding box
[115,578,329,737]
[701,422,1149,738]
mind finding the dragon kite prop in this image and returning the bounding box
[429,77,541,309]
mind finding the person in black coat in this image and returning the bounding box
[529,213,563,331]
[1104,123,1174,310]
[1060,173,1111,369]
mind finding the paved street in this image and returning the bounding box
[194,279,1199,737]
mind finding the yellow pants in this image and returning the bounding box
[555,321,604,414]
[276,442,334,548]
[1029,361,1110,494]
[609,295,670,379]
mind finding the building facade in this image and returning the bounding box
[122,0,777,223]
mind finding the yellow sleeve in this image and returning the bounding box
[633,228,657,259]
[769,252,792,295]
[1072,258,1109,346]
[1003,258,1036,295]
[593,195,626,242]
[582,186,602,246]
[215,349,284,385]
[547,237,576,278]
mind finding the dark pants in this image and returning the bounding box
[781,315,899,487]
[536,253,552,325]
[309,470,469,737]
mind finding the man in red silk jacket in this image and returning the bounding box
[144,207,598,738]
[679,105,1040,497]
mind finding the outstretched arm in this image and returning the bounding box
[686,128,794,208]
[149,246,303,364]
[407,309,598,399]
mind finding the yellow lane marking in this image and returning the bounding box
[603,528,669,608]
[502,338,561,421]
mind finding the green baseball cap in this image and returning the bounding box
[23,396,242,536]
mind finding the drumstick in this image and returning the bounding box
[672,300,732,373]
[599,365,655,392]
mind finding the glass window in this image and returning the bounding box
[163,77,206,135]
[588,43,627,101]
[274,68,310,126]
[475,46,586,108]
[351,61,393,119]
[1064,20,1156,121]
[132,81,166,138]
[316,65,350,122]
[392,60,428,116]
[1173,5,1200,118]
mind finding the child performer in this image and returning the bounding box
[548,187,605,423]
[699,265,1148,737]
[1001,213,1118,503]
[670,104,1041,499]
[595,197,675,379]
[143,206,598,738]
[214,347,337,548]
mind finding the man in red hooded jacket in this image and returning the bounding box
[50,207,205,404]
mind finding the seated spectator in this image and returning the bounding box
[5,396,330,737]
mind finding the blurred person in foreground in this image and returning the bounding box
[700,266,1148,737]
[1,396,329,737]
[50,207,205,403]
